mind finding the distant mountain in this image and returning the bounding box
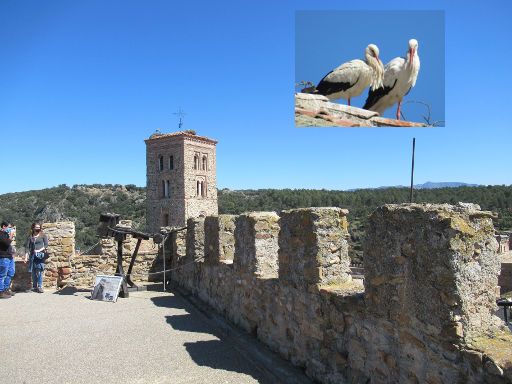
[370,182,479,190]
[414,182,479,189]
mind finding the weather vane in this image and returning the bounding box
[173,107,187,129]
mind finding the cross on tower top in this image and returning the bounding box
[173,107,187,129]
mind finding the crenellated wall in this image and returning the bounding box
[168,204,512,384]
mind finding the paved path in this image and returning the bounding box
[0,288,277,384]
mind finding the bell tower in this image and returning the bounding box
[145,130,218,233]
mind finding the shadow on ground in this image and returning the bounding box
[151,292,273,383]
[53,286,92,296]
[182,339,271,382]
[151,293,191,311]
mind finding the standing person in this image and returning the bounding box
[1,221,16,296]
[24,223,48,293]
[0,225,13,299]
[1,221,15,240]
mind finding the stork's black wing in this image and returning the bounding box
[316,72,357,96]
[363,79,397,110]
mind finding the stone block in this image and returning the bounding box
[12,261,31,292]
[219,215,236,262]
[364,203,501,340]
[204,216,220,263]
[186,217,205,263]
[278,208,350,291]
[234,212,279,278]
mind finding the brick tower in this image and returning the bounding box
[145,130,218,233]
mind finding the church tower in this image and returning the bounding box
[145,130,218,233]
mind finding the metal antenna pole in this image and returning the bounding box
[163,237,166,291]
[410,138,416,203]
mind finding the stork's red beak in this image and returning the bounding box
[409,48,415,61]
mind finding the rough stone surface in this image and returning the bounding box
[40,222,76,288]
[364,203,501,341]
[234,212,279,278]
[278,207,351,291]
[145,131,218,233]
[295,93,428,127]
[12,261,31,291]
[168,204,511,384]
[219,215,236,263]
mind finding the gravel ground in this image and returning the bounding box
[0,288,274,384]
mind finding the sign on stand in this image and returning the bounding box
[91,275,123,302]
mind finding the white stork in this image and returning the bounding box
[363,39,420,120]
[313,44,384,106]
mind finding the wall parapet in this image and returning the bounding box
[279,207,350,292]
[234,212,279,278]
[364,203,501,342]
[169,204,512,383]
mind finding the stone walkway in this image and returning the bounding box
[0,287,302,384]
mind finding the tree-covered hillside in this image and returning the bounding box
[218,186,512,262]
[1,184,510,262]
[0,184,145,252]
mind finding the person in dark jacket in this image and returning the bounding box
[1,221,16,296]
[24,223,48,293]
[0,229,13,299]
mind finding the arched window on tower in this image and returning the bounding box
[202,156,207,171]
[169,156,174,170]
[194,155,199,170]
[158,156,164,171]
[162,213,169,227]
[196,180,200,197]
[161,180,165,198]
[165,180,170,198]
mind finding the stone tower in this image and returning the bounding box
[145,130,218,233]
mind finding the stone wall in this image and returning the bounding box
[43,222,76,288]
[68,235,161,287]
[13,221,162,289]
[169,204,512,383]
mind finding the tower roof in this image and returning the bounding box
[145,130,217,145]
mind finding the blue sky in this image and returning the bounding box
[296,10,445,123]
[0,0,510,194]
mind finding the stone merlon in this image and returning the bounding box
[169,203,512,383]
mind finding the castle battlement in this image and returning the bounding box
[167,204,512,383]
[142,130,511,382]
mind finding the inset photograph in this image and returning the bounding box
[295,11,445,127]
